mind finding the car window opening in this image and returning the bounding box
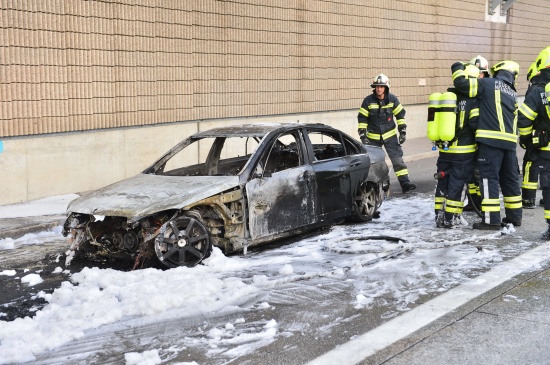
[155,136,262,177]
[257,132,303,177]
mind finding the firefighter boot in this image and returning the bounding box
[401,182,417,193]
[542,224,550,240]
[472,222,501,231]
[441,212,455,228]
[435,210,442,226]
[502,217,522,227]
[522,199,535,209]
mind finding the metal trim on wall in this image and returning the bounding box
[488,0,516,15]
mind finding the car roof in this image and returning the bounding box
[192,123,329,138]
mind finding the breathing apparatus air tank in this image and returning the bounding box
[438,92,457,150]
[427,92,442,150]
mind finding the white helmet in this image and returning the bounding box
[469,55,489,74]
[370,73,390,88]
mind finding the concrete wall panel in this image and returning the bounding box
[1,0,549,203]
[0,105,434,205]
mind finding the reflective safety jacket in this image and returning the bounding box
[526,74,541,98]
[518,70,550,159]
[357,92,406,141]
[438,87,478,157]
[452,63,518,150]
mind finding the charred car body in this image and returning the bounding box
[63,123,390,268]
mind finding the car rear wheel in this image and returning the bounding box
[154,215,212,268]
[350,182,378,222]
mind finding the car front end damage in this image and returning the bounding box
[62,210,173,267]
[62,174,246,268]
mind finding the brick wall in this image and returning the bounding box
[1,0,548,138]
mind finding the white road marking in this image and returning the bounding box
[306,242,550,365]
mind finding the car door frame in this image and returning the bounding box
[302,127,353,222]
[244,129,317,243]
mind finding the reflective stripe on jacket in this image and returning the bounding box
[439,90,478,156]
[357,92,406,140]
[518,70,550,159]
[452,64,518,150]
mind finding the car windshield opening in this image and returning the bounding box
[154,136,262,176]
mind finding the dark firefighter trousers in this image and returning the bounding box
[522,148,539,202]
[477,143,522,225]
[367,134,411,186]
[538,157,550,223]
[435,153,475,221]
[467,157,482,209]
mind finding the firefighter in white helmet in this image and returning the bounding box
[434,64,480,228]
[469,55,491,78]
[463,56,491,212]
[358,74,416,193]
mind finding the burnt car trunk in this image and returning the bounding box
[364,145,390,186]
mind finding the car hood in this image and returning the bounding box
[66,173,240,221]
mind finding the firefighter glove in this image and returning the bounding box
[358,128,368,144]
[519,134,533,149]
[398,129,406,144]
[451,61,466,73]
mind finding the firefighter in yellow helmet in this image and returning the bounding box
[434,64,480,228]
[518,47,550,239]
[520,61,542,209]
[452,60,522,230]
[358,74,416,193]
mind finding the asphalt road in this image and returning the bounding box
[3,154,550,365]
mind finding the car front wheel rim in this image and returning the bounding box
[154,216,211,268]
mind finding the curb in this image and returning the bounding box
[386,150,438,165]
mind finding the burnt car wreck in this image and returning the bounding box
[63,123,390,269]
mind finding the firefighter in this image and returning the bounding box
[434,64,480,228]
[452,60,522,230]
[520,61,542,209]
[469,55,491,78]
[518,48,550,239]
[463,55,491,212]
[358,74,416,193]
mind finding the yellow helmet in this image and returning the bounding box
[527,61,540,81]
[491,60,520,80]
[535,47,550,71]
[370,73,390,88]
[469,55,489,73]
[464,63,481,78]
